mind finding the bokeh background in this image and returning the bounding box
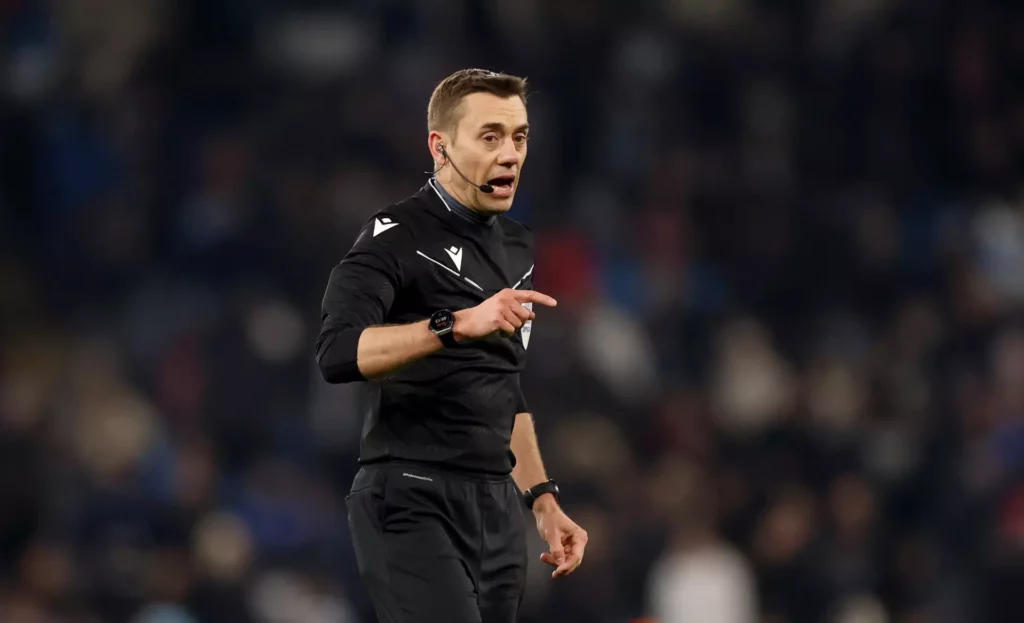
[3,1,1024,622]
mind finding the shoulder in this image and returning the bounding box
[367,193,429,229]
[380,192,432,224]
[350,195,427,254]
[498,214,534,247]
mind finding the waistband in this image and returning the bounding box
[360,458,514,484]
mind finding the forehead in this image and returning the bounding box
[456,92,528,131]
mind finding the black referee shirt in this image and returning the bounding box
[316,179,536,476]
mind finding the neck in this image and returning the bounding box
[432,178,496,226]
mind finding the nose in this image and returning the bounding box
[496,137,521,167]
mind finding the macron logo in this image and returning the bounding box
[445,246,463,271]
[373,217,399,237]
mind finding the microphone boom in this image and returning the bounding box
[440,146,494,193]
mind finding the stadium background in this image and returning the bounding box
[3,0,1024,621]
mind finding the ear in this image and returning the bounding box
[427,132,447,168]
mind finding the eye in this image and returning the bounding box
[483,135,498,144]
[514,134,528,145]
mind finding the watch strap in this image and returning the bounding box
[524,480,559,510]
[438,329,459,348]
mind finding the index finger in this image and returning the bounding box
[512,290,558,307]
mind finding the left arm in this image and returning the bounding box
[510,411,553,506]
[511,411,589,578]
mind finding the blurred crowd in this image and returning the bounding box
[3,0,1024,622]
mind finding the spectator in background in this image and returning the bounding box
[647,470,758,623]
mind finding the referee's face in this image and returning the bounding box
[444,92,529,214]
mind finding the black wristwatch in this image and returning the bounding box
[429,309,459,348]
[523,479,560,510]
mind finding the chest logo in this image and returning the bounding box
[415,249,483,292]
[445,246,463,272]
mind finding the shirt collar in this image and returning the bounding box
[428,177,497,226]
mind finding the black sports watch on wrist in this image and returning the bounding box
[523,479,560,510]
[429,309,459,348]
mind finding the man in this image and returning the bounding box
[315,69,588,623]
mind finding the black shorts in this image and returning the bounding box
[346,461,529,623]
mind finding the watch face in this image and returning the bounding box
[430,310,454,333]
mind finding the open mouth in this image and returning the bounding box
[487,175,516,192]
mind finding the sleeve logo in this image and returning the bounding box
[373,217,399,237]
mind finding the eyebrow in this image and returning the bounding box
[479,122,530,134]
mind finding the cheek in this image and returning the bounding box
[475,155,495,173]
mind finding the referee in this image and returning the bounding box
[316,69,588,622]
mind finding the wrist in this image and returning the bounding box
[452,309,470,343]
[429,309,459,348]
[524,479,560,512]
[531,493,559,514]
[424,319,446,350]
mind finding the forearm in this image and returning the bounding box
[318,301,479,384]
[355,320,444,379]
[317,319,443,383]
[511,412,557,511]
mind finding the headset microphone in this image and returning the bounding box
[439,145,494,194]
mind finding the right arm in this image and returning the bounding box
[351,320,444,380]
[315,219,556,383]
[318,277,556,383]
[350,289,556,380]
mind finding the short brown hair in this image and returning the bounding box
[427,69,528,137]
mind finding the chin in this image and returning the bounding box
[482,194,515,214]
